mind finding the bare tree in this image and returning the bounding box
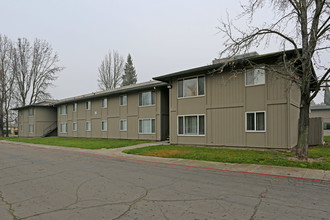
[98,50,124,91]
[12,38,63,106]
[218,0,330,160]
[0,34,14,137]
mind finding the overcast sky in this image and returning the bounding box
[1,0,327,103]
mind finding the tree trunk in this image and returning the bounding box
[296,98,309,160]
[5,111,9,137]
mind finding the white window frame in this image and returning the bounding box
[101,98,107,108]
[120,95,127,106]
[245,68,266,86]
[138,118,156,134]
[245,111,266,132]
[86,121,91,131]
[139,91,156,107]
[60,123,67,133]
[73,103,77,112]
[120,119,127,131]
[101,120,107,131]
[177,114,205,136]
[72,122,77,131]
[60,105,67,115]
[28,108,34,117]
[177,75,205,99]
[29,124,34,133]
[86,101,91,110]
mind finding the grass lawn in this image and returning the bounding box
[124,145,330,170]
[1,137,151,149]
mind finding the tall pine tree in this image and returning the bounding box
[122,54,137,87]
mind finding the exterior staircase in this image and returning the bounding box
[42,122,58,137]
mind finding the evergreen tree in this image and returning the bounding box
[122,54,137,87]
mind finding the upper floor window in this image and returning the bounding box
[28,108,34,116]
[178,76,205,98]
[120,95,127,106]
[86,101,91,110]
[139,91,156,106]
[246,111,266,132]
[101,98,107,108]
[73,103,77,112]
[245,68,265,86]
[60,105,67,115]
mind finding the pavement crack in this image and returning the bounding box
[112,187,149,220]
[0,190,20,220]
[3,171,64,186]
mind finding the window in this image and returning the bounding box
[324,123,330,130]
[101,98,107,108]
[29,124,34,133]
[139,91,156,106]
[139,119,156,134]
[178,76,205,98]
[60,105,67,115]
[86,101,91,110]
[86,121,91,131]
[73,103,77,112]
[60,123,67,133]
[246,111,266,132]
[178,115,205,135]
[120,95,127,106]
[120,120,127,131]
[28,108,34,116]
[245,68,265,86]
[72,122,77,131]
[101,120,107,131]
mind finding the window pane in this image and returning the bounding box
[138,93,142,106]
[151,91,156,105]
[152,119,155,133]
[143,119,151,133]
[185,116,197,135]
[142,92,151,106]
[139,120,142,133]
[178,116,183,134]
[123,95,127,105]
[183,78,197,97]
[178,80,183,98]
[246,113,255,130]
[256,112,265,131]
[199,115,205,135]
[254,69,265,85]
[246,70,254,85]
[198,77,205,96]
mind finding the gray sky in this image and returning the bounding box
[1,0,327,103]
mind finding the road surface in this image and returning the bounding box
[0,142,329,219]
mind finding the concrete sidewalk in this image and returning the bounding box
[2,140,330,182]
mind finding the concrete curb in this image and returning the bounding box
[1,140,330,182]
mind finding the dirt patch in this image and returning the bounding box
[287,156,324,163]
[145,149,192,157]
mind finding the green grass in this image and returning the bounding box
[124,145,330,170]
[2,137,151,149]
[324,136,330,143]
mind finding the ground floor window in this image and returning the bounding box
[139,119,156,134]
[246,111,266,132]
[178,115,205,136]
[29,124,34,133]
[120,120,127,131]
[60,123,67,133]
[72,122,77,131]
[86,121,91,131]
[324,122,330,130]
[101,120,107,131]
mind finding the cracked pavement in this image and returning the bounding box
[0,142,329,219]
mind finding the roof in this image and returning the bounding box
[153,49,302,82]
[12,100,58,110]
[54,80,168,105]
[310,105,330,111]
